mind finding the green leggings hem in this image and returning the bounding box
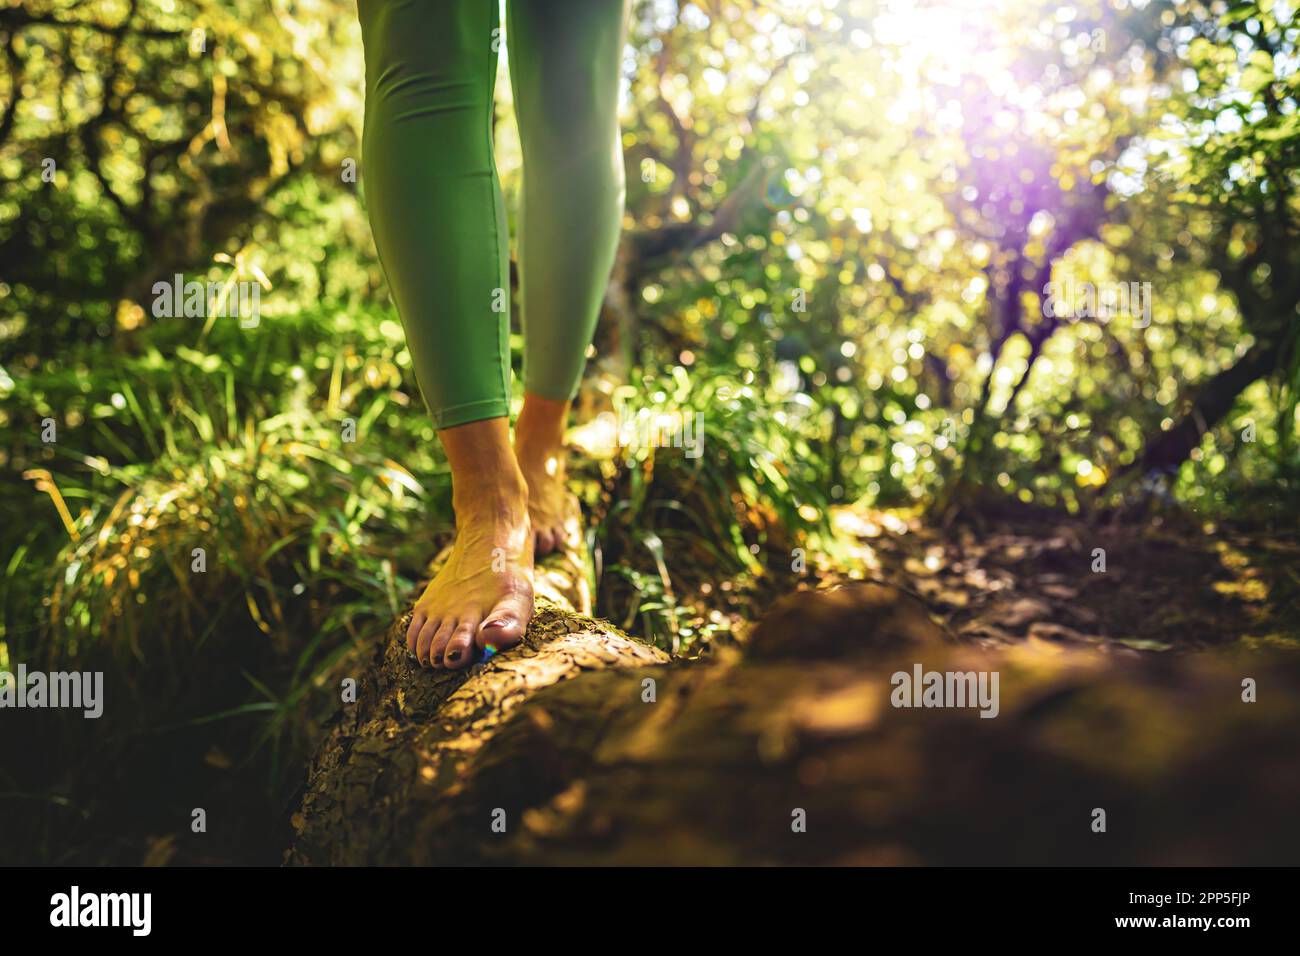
[430,398,513,431]
[521,378,580,403]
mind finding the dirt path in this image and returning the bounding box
[831,501,1300,655]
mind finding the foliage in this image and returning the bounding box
[577,367,837,652]
[1,0,1297,863]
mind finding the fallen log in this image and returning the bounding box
[288,578,1300,866]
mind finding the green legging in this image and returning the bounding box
[358,0,628,429]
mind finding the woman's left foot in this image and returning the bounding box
[516,442,581,557]
[515,394,582,557]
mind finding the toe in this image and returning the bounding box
[415,616,440,667]
[443,616,480,669]
[478,594,532,658]
[406,610,426,655]
[429,618,457,669]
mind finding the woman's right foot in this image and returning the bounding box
[406,421,535,670]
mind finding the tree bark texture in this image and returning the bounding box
[287,580,1300,865]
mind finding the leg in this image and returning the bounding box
[506,0,629,554]
[358,0,511,428]
[358,0,532,667]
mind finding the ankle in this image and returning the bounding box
[452,468,529,522]
[516,393,570,457]
[516,439,567,481]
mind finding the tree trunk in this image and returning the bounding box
[1136,337,1279,475]
[286,582,1300,865]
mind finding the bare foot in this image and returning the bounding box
[517,447,583,557]
[406,420,535,670]
[515,393,582,557]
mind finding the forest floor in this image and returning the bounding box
[641,494,1300,665]
[821,499,1300,658]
